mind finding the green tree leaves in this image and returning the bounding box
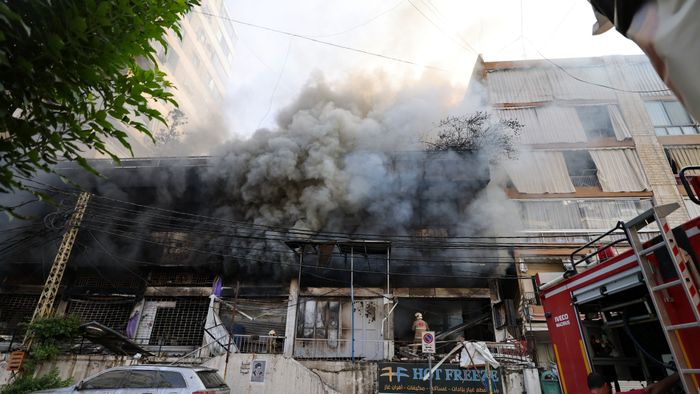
[0,0,199,215]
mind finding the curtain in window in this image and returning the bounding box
[503,151,575,193]
[489,69,553,103]
[518,199,651,230]
[607,105,632,140]
[666,146,700,168]
[589,149,649,192]
[497,108,539,144]
[536,106,588,143]
[497,107,586,144]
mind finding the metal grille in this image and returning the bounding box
[149,298,208,346]
[147,271,214,287]
[67,297,134,333]
[0,294,39,336]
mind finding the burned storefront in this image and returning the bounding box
[0,149,527,392]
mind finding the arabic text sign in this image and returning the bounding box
[378,362,502,393]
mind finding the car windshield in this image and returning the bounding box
[196,371,226,388]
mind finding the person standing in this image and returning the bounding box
[412,312,429,344]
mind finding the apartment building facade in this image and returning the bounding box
[476,54,700,369]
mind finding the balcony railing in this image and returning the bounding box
[293,337,388,361]
[570,170,600,187]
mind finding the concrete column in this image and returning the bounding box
[283,279,299,358]
[382,295,394,360]
[489,280,508,342]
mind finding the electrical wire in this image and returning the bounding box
[406,0,477,55]
[81,225,532,280]
[194,10,452,73]
[523,37,671,94]
[87,230,382,313]
[77,207,589,251]
[307,0,406,38]
[80,192,614,243]
[257,38,292,129]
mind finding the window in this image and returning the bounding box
[563,151,599,187]
[124,370,157,388]
[82,370,128,389]
[158,371,187,388]
[296,299,340,339]
[576,106,616,139]
[518,199,652,231]
[645,100,698,136]
[196,371,227,389]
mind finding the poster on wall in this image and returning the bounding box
[250,360,266,383]
[378,363,502,393]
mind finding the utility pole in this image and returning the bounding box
[23,192,91,348]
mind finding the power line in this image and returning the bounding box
[419,0,479,54]
[77,210,598,253]
[81,225,531,280]
[523,37,671,94]
[406,0,477,55]
[308,0,406,38]
[16,180,627,252]
[81,191,610,242]
[257,38,293,129]
[194,10,452,73]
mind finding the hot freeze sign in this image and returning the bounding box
[378,363,502,393]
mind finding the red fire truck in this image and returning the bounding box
[538,197,700,394]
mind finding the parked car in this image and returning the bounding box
[34,365,230,394]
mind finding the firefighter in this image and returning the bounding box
[412,312,429,344]
[587,371,679,394]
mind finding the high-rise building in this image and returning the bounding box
[110,0,237,156]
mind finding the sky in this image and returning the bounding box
[212,0,642,138]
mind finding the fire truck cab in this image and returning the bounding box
[538,205,700,394]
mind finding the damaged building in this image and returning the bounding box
[2,54,699,393]
[476,54,700,376]
[1,149,523,392]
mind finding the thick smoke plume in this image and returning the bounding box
[206,71,518,235]
[1,71,523,285]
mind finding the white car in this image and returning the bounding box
[35,365,230,394]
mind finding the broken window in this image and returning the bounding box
[563,150,600,187]
[296,299,340,341]
[576,105,616,139]
[646,100,698,136]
